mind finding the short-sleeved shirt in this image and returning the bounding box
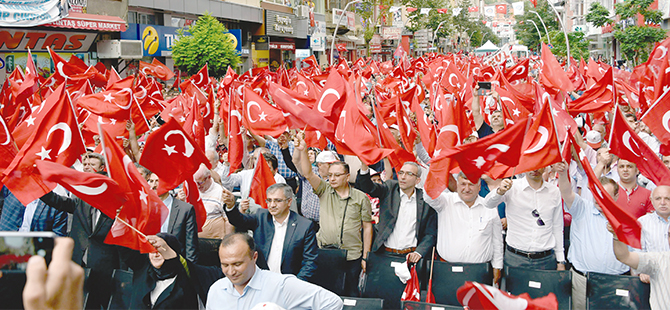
[636,251,670,310]
[314,180,372,261]
[477,122,495,139]
[616,184,653,219]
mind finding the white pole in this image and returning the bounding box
[529,10,551,45]
[547,3,571,69]
[330,0,362,65]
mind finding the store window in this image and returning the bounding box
[128,11,157,25]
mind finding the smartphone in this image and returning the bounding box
[477,82,492,96]
[0,232,56,272]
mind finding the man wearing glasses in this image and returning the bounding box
[223,183,318,282]
[484,167,565,270]
[293,134,373,297]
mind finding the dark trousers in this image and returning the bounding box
[344,258,362,297]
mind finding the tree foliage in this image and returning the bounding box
[548,30,590,60]
[172,13,240,77]
[514,0,560,52]
[586,0,666,65]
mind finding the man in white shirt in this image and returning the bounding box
[194,165,233,239]
[424,172,503,285]
[635,185,670,284]
[485,167,565,270]
[220,151,287,202]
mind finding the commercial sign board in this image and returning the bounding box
[266,10,307,38]
[121,23,241,56]
[0,29,96,52]
[382,27,402,40]
[0,0,67,27]
[269,42,295,50]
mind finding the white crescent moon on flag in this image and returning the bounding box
[655,46,668,60]
[486,144,510,152]
[449,74,458,87]
[56,62,70,80]
[98,116,107,125]
[114,88,134,109]
[247,101,261,123]
[623,131,640,157]
[135,86,147,100]
[662,110,670,133]
[46,122,72,155]
[165,129,195,157]
[524,126,548,154]
[72,183,108,196]
[440,125,461,145]
[195,73,204,85]
[0,117,11,145]
[317,89,341,113]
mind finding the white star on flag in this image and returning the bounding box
[163,144,177,155]
[25,116,36,127]
[473,156,486,168]
[513,108,520,117]
[139,189,148,204]
[35,147,52,160]
[103,93,114,102]
[259,111,268,121]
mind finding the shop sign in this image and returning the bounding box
[0,0,67,27]
[273,14,293,34]
[0,29,96,52]
[269,42,295,50]
[311,20,325,52]
[68,0,87,13]
[370,34,381,53]
[382,27,402,40]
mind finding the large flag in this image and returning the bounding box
[640,89,670,145]
[242,86,288,137]
[609,108,670,186]
[567,68,614,116]
[249,154,277,209]
[139,118,211,195]
[514,101,562,174]
[35,160,127,218]
[457,281,558,309]
[539,43,574,93]
[140,58,175,81]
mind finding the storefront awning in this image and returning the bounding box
[43,12,127,32]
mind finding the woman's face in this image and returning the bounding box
[308,150,316,163]
[149,251,165,269]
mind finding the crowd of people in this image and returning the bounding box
[2,41,670,310]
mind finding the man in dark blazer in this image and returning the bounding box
[147,172,199,263]
[40,190,120,310]
[355,161,437,262]
[0,186,68,236]
[223,183,318,282]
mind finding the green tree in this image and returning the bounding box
[586,0,666,65]
[548,30,590,60]
[514,1,559,52]
[172,13,240,77]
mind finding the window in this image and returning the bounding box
[128,11,157,25]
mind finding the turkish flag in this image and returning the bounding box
[35,160,127,218]
[243,86,288,138]
[437,118,528,184]
[573,136,642,248]
[496,86,531,124]
[76,78,134,119]
[221,67,238,89]
[425,275,435,304]
[436,8,448,14]
[457,281,558,310]
[140,58,175,81]
[182,177,206,232]
[433,86,472,156]
[139,117,211,195]
[0,116,17,177]
[496,4,507,13]
[312,69,348,123]
[498,74,535,113]
[371,99,416,172]
[407,86,436,155]
[567,68,614,116]
[100,127,168,253]
[47,47,88,86]
[539,43,574,93]
[514,101,562,174]
[440,61,467,94]
[268,83,335,135]
[180,64,209,90]
[182,90,207,151]
[227,91,245,175]
[640,88,670,145]
[249,154,277,209]
[2,83,86,205]
[395,90,417,152]
[336,43,347,53]
[401,265,421,302]
[172,70,181,90]
[15,49,38,104]
[504,58,529,83]
[468,6,479,12]
[105,67,122,89]
[610,108,670,186]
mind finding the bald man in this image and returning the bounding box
[194,165,233,239]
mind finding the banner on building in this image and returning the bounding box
[382,27,402,40]
[484,6,495,17]
[0,0,69,27]
[512,2,524,15]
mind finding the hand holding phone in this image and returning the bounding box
[477,82,492,96]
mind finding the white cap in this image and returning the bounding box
[315,151,339,163]
[585,130,602,149]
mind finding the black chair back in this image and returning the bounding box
[587,272,651,310]
[431,261,492,306]
[362,252,407,309]
[312,248,348,295]
[505,266,572,309]
[107,269,133,310]
[341,297,384,310]
[0,271,26,309]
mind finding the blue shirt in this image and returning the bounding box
[265,139,297,179]
[206,267,343,310]
[566,195,629,274]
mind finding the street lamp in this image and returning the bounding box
[528,10,551,45]
[527,19,542,47]
[330,0,362,65]
[547,3,571,69]
[480,33,488,46]
[432,20,448,52]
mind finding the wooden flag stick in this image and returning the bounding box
[114,215,148,239]
[429,247,436,284]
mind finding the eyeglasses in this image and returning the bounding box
[328,172,348,178]
[531,209,545,226]
[266,198,290,204]
[398,170,418,177]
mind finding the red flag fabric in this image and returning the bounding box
[539,43,574,92]
[249,154,277,209]
[609,108,670,186]
[505,59,530,83]
[243,86,288,138]
[495,4,507,13]
[227,91,245,175]
[172,70,181,90]
[401,265,421,302]
[140,58,175,81]
[2,84,86,205]
[573,136,642,248]
[468,6,479,12]
[457,281,558,310]
[514,101,562,174]
[640,89,670,145]
[268,83,335,134]
[183,177,206,232]
[567,68,614,116]
[0,116,17,176]
[100,127,168,253]
[180,64,209,90]
[76,77,134,119]
[425,275,435,304]
[336,43,347,53]
[35,160,127,218]
[531,0,537,7]
[139,118,211,195]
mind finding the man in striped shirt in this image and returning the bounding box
[636,185,670,283]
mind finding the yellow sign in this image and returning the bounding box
[224,33,238,49]
[142,26,159,55]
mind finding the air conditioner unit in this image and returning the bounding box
[295,5,310,18]
[97,40,143,59]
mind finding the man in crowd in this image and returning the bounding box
[423,172,503,285]
[471,86,505,138]
[220,151,287,203]
[151,233,343,309]
[293,134,373,296]
[251,131,299,193]
[556,162,629,310]
[82,153,105,173]
[634,185,670,284]
[616,159,653,218]
[194,165,233,239]
[147,172,199,262]
[485,167,565,270]
[223,183,318,282]
[355,161,436,264]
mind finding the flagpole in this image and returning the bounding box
[428,247,435,295]
[608,106,617,146]
[114,215,148,239]
[65,89,86,146]
[133,96,152,130]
